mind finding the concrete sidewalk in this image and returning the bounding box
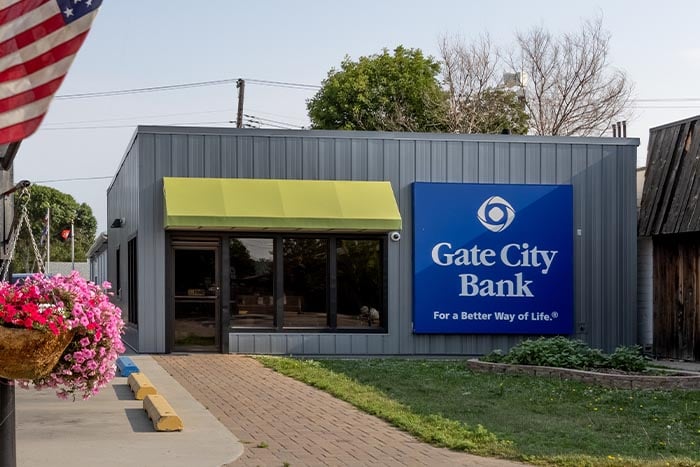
[654,359,700,373]
[15,355,243,467]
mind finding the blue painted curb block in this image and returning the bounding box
[117,356,139,377]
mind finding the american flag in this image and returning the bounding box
[0,0,102,145]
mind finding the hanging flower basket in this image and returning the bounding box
[0,326,75,380]
[0,272,125,399]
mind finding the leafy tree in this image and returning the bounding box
[229,239,257,280]
[282,238,327,312]
[467,89,529,135]
[309,43,528,135]
[11,185,97,272]
[307,46,447,132]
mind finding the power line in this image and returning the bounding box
[634,98,700,103]
[246,78,320,90]
[244,114,303,129]
[633,105,700,109]
[54,77,320,100]
[42,108,233,126]
[47,74,700,104]
[40,108,308,129]
[33,176,113,183]
[55,78,238,100]
[242,117,295,130]
[39,120,232,131]
[41,124,137,130]
[245,107,308,125]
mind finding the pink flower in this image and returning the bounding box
[5,271,125,400]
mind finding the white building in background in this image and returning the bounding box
[87,231,108,284]
[636,167,653,352]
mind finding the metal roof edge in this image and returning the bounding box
[107,127,140,193]
[86,231,108,258]
[132,125,640,147]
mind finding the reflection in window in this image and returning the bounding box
[283,238,328,328]
[230,238,274,328]
[174,249,216,296]
[174,301,216,347]
[127,238,138,325]
[337,239,382,328]
[173,248,217,350]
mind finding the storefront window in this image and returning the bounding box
[222,235,385,332]
[229,238,274,328]
[336,239,383,329]
[283,238,328,328]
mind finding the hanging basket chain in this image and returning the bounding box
[0,186,45,281]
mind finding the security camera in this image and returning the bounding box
[389,231,401,242]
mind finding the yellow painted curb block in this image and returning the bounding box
[127,372,157,400]
[143,394,184,432]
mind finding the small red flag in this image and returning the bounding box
[60,228,71,241]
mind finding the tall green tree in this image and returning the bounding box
[308,44,528,135]
[307,46,447,132]
[11,185,97,272]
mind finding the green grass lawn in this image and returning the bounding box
[256,357,700,467]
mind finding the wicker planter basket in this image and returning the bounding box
[0,326,74,380]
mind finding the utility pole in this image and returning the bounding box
[236,79,245,128]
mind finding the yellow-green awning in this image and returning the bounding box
[163,177,402,232]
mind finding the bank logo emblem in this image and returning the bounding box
[477,196,515,232]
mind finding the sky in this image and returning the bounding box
[12,0,700,234]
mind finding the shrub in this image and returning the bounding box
[607,345,647,372]
[482,337,649,372]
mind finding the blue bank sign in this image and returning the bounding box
[413,183,573,334]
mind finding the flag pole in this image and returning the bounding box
[70,218,74,271]
[46,206,50,274]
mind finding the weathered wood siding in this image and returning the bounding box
[639,117,700,236]
[639,116,700,361]
[652,234,700,360]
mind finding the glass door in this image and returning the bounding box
[172,247,220,351]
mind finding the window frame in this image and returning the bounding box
[127,236,138,326]
[115,246,121,297]
[227,233,388,334]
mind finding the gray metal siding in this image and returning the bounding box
[115,127,638,355]
[138,134,167,352]
[89,249,107,284]
[106,136,140,350]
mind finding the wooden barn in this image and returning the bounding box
[639,115,700,361]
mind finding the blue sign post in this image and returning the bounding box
[413,183,573,334]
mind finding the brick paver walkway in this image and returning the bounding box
[154,354,524,467]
